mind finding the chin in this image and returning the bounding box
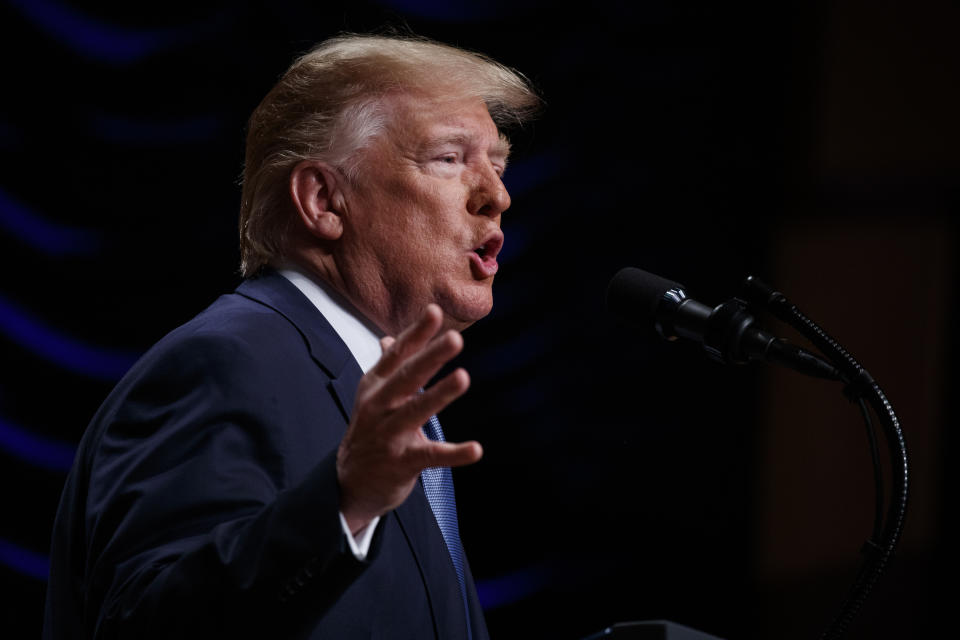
[441,290,494,331]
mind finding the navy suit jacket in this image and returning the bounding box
[43,271,489,639]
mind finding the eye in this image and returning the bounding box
[436,153,458,164]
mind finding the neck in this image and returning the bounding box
[282,249,397,335]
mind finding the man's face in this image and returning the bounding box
[335,92,511,335]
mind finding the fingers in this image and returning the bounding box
[416,440,484,470]
[378,330,464,406]
[393,367,470,430]
[338,311,482,523]
[374,304,443,377]
[370,304,466,408]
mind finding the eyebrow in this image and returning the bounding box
[426,131,512,160]
[495,133,512,159]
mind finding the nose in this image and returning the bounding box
[468,164,511,218]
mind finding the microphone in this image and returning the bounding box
[606,267,841,380]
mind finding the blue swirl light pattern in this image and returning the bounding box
[0,293,140,382]
[477,564,554,610]
[0,417,76,472]
[7,0,226,66]
[0,187,102,257]
[0,537,49,581]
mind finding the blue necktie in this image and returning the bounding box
[421,415,472,639]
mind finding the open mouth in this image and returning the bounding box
[474,233,503,262]
[469,232,503,278]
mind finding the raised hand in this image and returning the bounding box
[336,303,483,534]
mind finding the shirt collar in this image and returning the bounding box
[278,267,384,374]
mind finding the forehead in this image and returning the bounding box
[382,92,509,156]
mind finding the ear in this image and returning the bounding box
[289,160,345,241]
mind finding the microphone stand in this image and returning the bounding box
[740,277,909,640]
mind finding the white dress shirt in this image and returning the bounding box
[279,267,383,559]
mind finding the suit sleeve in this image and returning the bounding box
[81,330,373,638]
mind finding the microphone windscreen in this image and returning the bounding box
[606,267,685,325]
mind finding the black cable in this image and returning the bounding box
[741,276,909,640]
[856,396,885,544]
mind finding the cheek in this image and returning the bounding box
[398,190,462,245]
[354,178,467,264]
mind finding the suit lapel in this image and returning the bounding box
[234,271,363,420]
[237,271,474,637]
[395,481,470,639]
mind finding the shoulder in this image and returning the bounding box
[87,287,331,437]
[137,272,336,378]
[77,288,342,484]
[108,297,285,391]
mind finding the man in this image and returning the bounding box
[43,34,540,639]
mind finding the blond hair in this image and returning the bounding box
[238,34,541,277]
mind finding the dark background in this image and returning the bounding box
[1,1,955,638]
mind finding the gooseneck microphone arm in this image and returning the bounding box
[606,267,908,640]
[740,276,908,640]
